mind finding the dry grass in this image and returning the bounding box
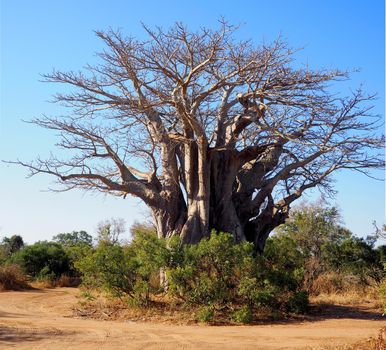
[30,275,81,289]
[74,291,203,324]
[56,275,81,287]
[311,273,379,295]
[310,290,382,308]
[310,272,382,308]
[0,264,30,291]
[29,279,55,289]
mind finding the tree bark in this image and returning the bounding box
[209,150,245,241]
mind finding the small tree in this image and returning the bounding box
[0,235,24,263]
[274,202,385,287]
[96,218,126,244]
[275,202,350,287]
[2,235,24,254]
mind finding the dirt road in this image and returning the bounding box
[0,288,384,349]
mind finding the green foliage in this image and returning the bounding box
[130,222,157,239]
[130,231,169,280]
[76,229,308,320]
[323,237,381,281]
[167,231,255,305]
[3,235,25,253]
[53,231,93,247]
[64,244,93,274]
[286,291,309,314]
[11,241,70,278]
[167,231,307,318]
[262,235,305,292]
[237,277,275,308]
[274,202,385,289]
[0,235,24,263]
[376,245,386,266]
[0,245,9,265]
[232,305,253,324]
[196,305,215,323]
[75,242,136,298]
[52,231,93,278]
[47,208,384,322]
[76,232,169,304]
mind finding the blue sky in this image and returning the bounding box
[0,0,384,243]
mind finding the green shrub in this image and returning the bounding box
[286,291,309,314]
[167,231,255,305]
[237,277,275,308]
[11,241,71,278]
[36,265,56,281]
[273,202,385,291]
[166,231,308,317]
[323,237,381,282]
[77,232,169,304]
[77,230,310,318]
[196,305,215,323]
[232,305,253,324]
[76,242,137,298]
[0,235,24,264]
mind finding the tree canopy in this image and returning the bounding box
[15,21,384,251]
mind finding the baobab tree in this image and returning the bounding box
[15,22,384,252]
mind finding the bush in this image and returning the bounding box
[76,242,135,297]
[237,277,276,308]
[0,264,29,290]
[77,230,309,320]
[167,231,308,319]
[273,202,385,292]
[286,291,309,314]
[324,237,382,283]
[232,305,253,324]
[11,241,71,279]
[167,231,255,305]
[0,235,24,264]
[76,232,169,304]
[196,305,215,323]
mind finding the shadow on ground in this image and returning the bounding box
[0,326,76,345]
[309,303,384,321]
[247,303,384,326]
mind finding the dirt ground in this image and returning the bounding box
[0,288,384,350]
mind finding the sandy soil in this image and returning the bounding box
[0,288,384,350]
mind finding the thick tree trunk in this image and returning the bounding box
[209,151,245,241]
[152,193,187,239]
[180,200,210,243]
[152,147,288,253]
